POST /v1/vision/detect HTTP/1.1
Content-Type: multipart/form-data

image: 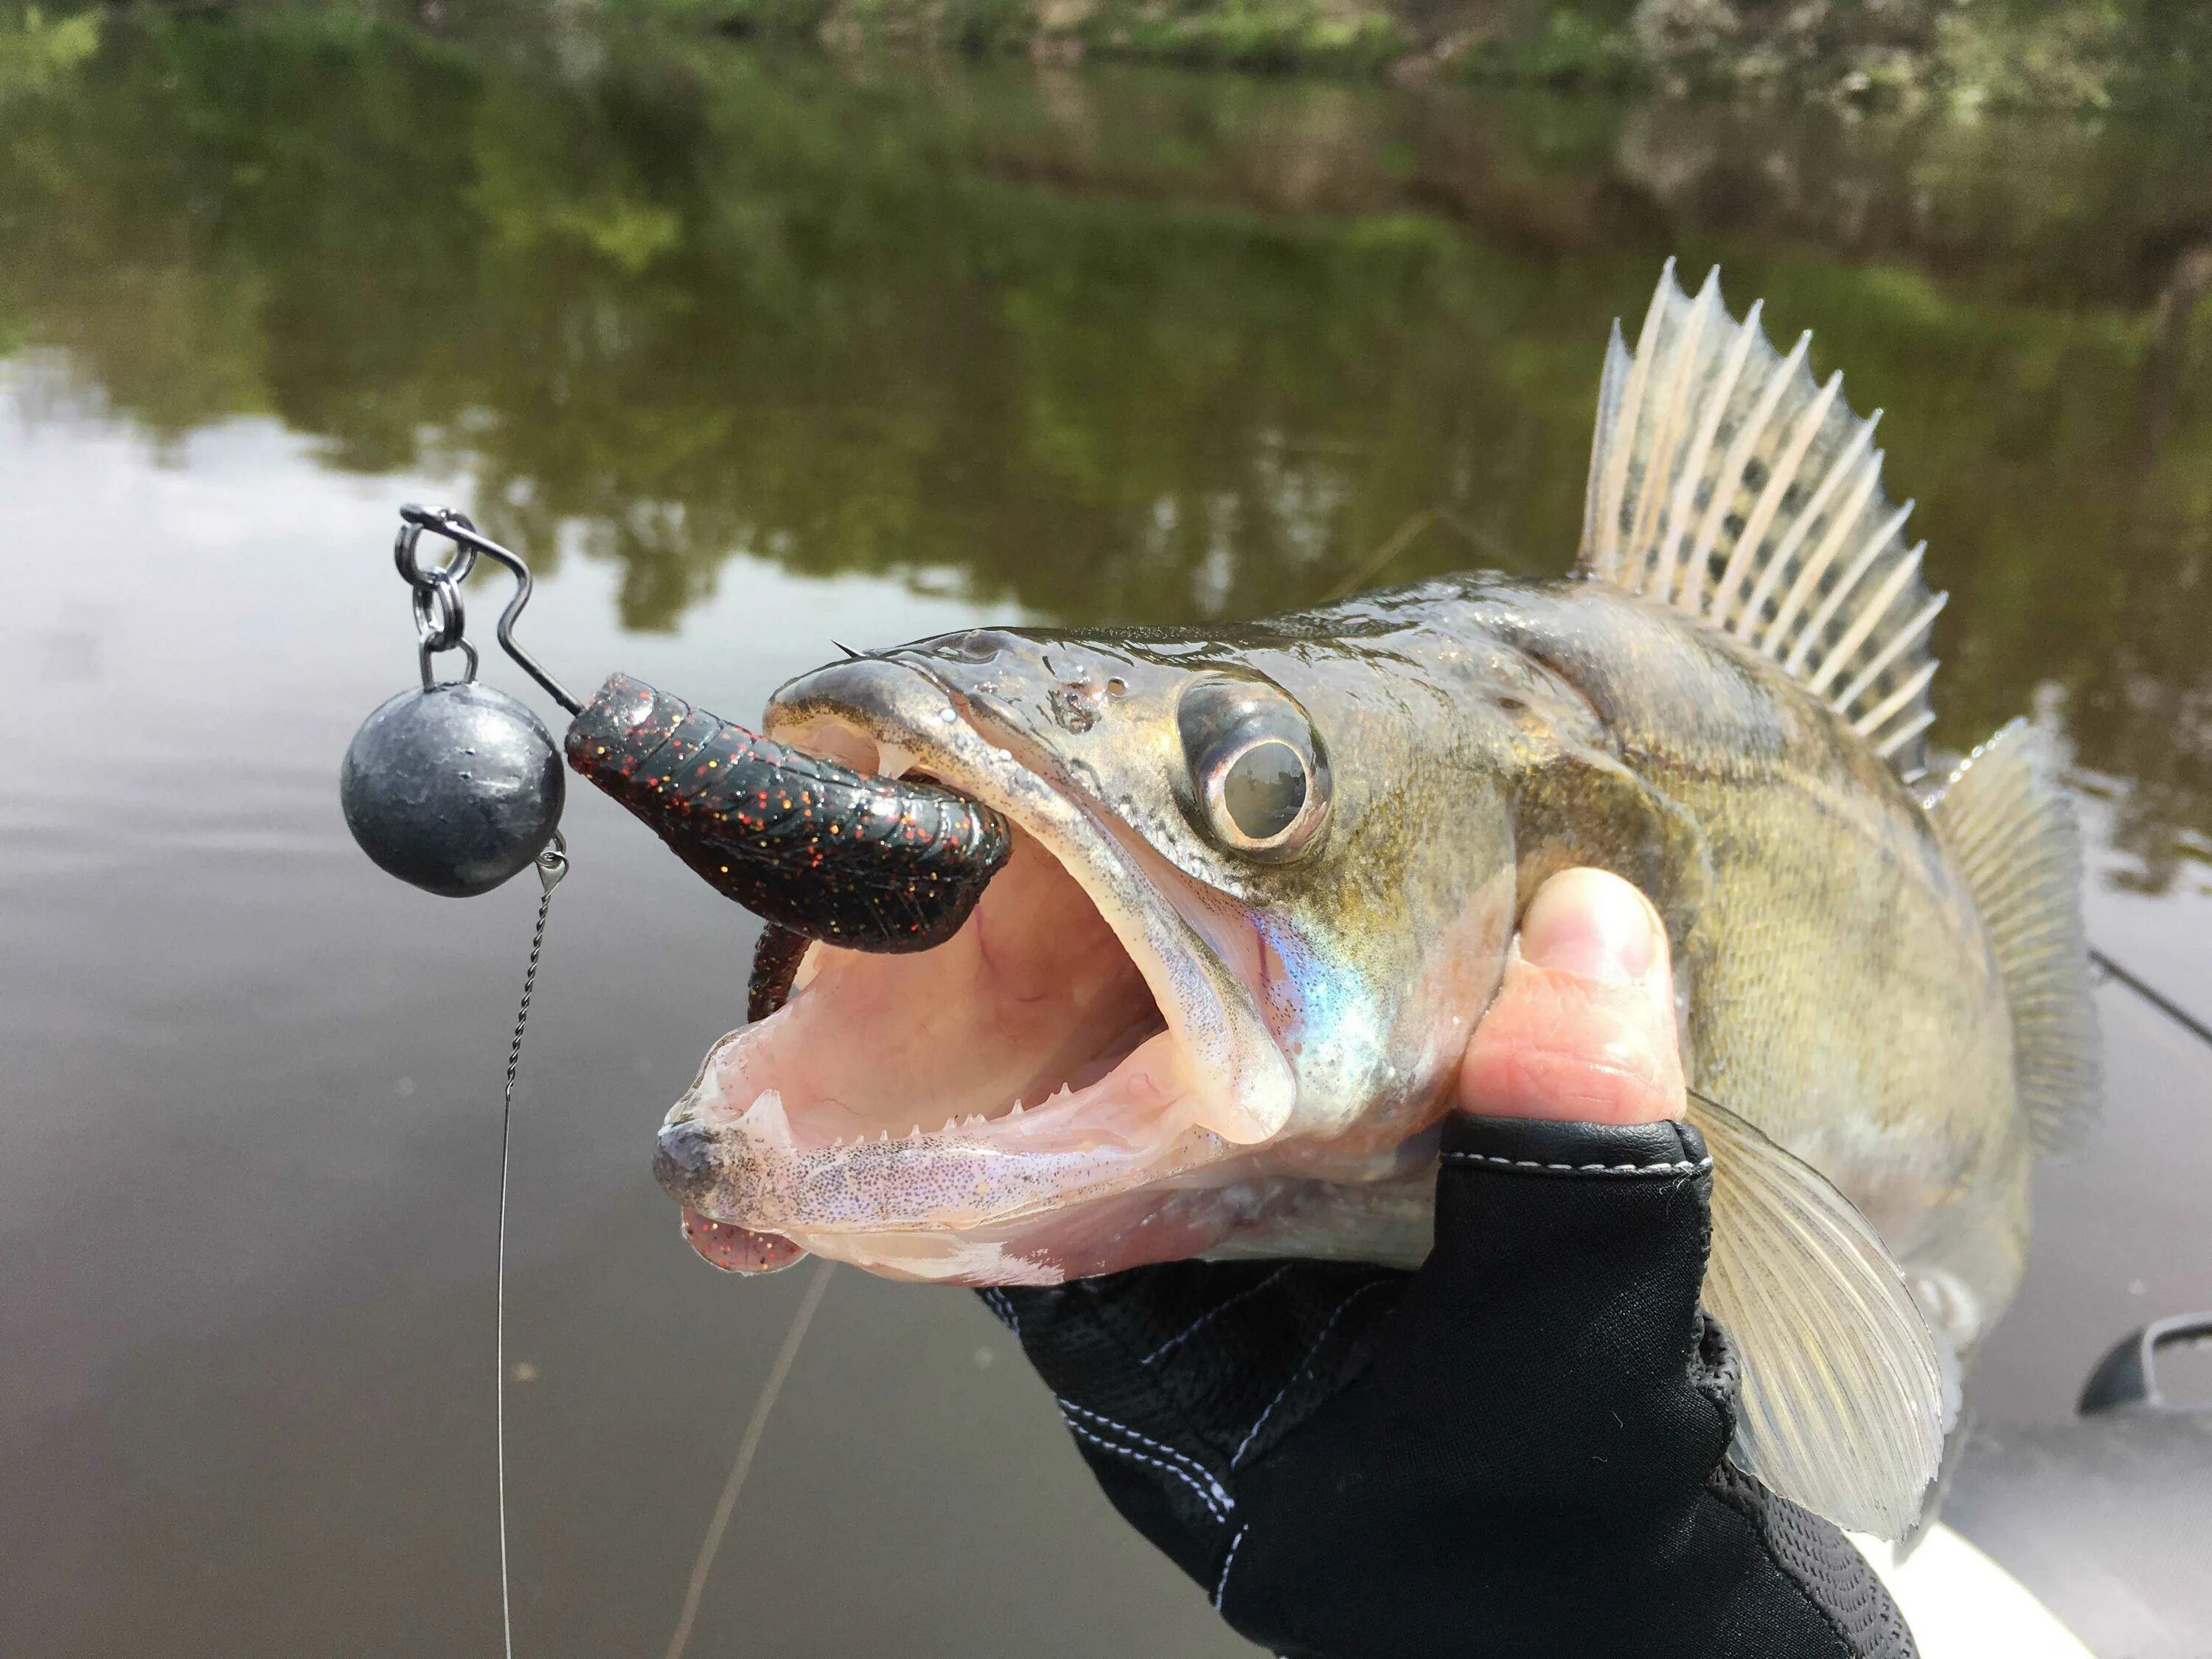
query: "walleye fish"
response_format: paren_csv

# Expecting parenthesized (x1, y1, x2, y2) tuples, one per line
(584, 263, 2100, 1540)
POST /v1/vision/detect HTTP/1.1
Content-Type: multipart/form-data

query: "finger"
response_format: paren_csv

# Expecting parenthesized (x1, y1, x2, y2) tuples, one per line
(1453, 866, 1686, 1125)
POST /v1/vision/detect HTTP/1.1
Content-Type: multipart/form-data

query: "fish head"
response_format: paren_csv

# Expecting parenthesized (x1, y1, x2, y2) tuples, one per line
(656, 617, 1526, 1283)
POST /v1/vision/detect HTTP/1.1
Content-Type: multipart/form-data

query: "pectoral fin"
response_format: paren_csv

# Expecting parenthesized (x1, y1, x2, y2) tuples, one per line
(1686, 1091, 1950, 1540)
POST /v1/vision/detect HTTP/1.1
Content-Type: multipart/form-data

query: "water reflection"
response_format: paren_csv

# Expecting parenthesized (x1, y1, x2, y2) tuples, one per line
(6, 20, 2212, 1656)
(2, 23, 2207, 888)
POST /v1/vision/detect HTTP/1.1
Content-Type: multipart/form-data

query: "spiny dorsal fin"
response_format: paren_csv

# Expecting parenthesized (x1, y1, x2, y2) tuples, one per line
(1686, 1091, 1950, 1541)
(1579, 262, 1946, 779)
(1927, 720, 2101, 1152)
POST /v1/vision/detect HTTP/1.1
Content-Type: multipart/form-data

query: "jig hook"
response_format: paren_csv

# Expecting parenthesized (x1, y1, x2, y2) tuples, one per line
(396, 504, 583, 715)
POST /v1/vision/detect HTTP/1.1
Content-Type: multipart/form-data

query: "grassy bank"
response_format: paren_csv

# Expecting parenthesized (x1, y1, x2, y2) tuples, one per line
(7, 0, 2211, 108)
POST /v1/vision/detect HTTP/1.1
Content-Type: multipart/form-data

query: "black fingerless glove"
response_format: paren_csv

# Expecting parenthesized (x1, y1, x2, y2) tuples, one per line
(981, 1115, 1916, 1659)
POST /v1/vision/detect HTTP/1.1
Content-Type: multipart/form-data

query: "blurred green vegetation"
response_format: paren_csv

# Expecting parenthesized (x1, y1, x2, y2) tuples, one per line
(0, 6, 98, 100)
(1629, 0, 2212, 111)
(6, 1, 2207, 106)
(0, 15, 2206, 882)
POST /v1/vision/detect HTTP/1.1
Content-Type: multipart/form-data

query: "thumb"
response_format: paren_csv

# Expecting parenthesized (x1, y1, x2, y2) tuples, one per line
(1454, 866, 1686, 1125)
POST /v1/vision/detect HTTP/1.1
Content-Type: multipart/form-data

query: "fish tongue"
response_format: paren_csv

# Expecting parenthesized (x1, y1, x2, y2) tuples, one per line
(680, 1211, 808, 1274)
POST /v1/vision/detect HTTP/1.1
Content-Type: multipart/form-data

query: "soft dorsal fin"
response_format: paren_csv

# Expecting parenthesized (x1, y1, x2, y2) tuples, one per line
(1579, 262, 1947, 779)
(1927, 720, 2101, 1151)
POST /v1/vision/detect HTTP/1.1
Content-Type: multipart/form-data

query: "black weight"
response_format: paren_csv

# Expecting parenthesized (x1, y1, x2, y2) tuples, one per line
(341, 683, 563, 897)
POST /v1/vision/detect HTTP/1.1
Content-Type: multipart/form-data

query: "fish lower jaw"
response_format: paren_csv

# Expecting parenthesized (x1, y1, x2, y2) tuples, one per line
(681, 1025, 1196, 1156)
(657, 1028, 1233, 1237)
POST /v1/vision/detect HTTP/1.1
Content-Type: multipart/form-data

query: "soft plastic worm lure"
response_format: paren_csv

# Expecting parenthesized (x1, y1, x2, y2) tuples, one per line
(567, 671, 1011, 953)
(344, 504, 1012, 940)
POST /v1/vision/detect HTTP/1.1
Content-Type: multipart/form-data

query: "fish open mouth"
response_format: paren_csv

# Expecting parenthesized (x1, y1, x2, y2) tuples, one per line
(654, 656, 1296, 1284)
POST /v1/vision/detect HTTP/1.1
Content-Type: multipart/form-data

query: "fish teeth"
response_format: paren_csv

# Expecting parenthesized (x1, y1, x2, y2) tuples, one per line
(734, 1089, 797, 1151)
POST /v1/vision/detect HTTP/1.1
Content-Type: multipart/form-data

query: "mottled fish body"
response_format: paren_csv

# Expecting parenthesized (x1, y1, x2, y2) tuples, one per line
(633, 266, 2098, 1540)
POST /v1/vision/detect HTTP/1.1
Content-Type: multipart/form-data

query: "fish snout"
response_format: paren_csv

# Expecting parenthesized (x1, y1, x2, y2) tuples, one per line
(771, 645, 1085, 775)
(654, 1110, 732, 1212)
(790, 627, 1119, 720)
(656, 1116, 807, 1273)
(768, 651, 972, 740)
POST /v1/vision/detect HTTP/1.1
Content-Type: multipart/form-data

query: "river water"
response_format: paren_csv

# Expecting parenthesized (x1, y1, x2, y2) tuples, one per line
(2, 21, 2209, 1656)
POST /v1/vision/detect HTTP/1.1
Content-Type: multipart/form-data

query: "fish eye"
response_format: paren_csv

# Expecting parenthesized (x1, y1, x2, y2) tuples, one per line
(1222, 740, 1305, 839)
(1177, 678, 1329, 859)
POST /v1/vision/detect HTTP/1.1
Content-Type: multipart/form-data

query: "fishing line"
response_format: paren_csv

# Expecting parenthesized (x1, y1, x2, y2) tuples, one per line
(492, 835, 568, 1659)
(342, 507, 888, 1657)
(2090, 945, 2212, 1051)
(1320, 506, 1519, 604)
(1321, 509, 1436, 604)
(664, 1259, 836, 1659)
(341, 506, 583, 1655)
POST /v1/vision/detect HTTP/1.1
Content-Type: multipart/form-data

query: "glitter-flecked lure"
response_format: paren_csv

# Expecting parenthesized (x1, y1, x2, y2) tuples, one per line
(566, 672, 1012, 954)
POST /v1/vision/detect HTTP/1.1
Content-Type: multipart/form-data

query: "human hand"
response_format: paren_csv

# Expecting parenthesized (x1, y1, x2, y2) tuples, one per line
(981, 868, 1910, 1659)
(1455, 866, 1685, 1125)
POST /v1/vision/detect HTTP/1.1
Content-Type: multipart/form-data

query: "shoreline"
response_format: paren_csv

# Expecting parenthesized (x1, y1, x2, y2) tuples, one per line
(7, 1, 2210, 114)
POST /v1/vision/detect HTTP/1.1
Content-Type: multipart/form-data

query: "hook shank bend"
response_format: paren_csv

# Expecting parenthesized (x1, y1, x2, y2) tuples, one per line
(397, 504, 584, 715)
